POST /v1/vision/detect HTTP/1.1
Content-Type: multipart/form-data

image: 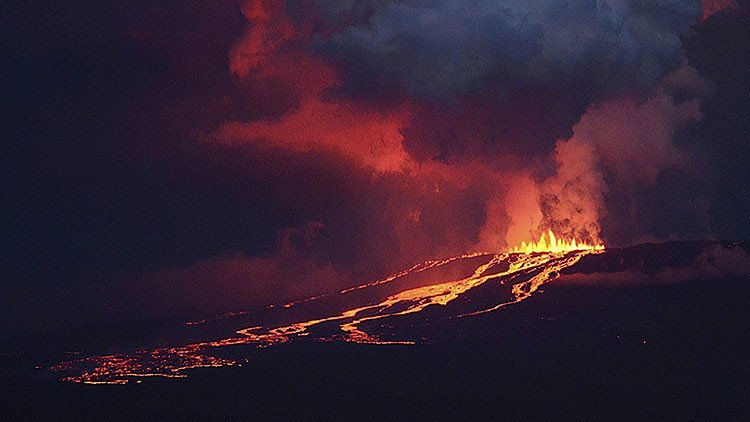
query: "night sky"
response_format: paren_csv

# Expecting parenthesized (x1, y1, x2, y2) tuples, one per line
(1, 0, 748, 338)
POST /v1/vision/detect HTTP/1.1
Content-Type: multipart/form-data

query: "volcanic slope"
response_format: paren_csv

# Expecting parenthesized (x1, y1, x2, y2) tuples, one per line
(48, 241, 748, 386)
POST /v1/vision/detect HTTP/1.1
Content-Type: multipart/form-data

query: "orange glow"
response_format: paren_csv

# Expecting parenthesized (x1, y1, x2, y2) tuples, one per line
(51, 248, 607, 384)
(220, 0, 413, 173)
(510, 230, 604, 254)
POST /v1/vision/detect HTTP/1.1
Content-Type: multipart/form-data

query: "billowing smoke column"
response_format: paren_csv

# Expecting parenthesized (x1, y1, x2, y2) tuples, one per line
(217, 0, 706, 250)
(3, 0, 744, 337)
(99, 0, 724, 325)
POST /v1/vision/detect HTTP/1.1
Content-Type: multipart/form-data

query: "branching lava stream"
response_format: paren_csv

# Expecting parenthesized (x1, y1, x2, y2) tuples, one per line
(51, 235, 603, 385)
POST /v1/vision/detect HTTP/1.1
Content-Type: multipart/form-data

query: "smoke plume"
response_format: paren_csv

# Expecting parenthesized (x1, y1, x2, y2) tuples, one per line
(4, 0, 745, 336)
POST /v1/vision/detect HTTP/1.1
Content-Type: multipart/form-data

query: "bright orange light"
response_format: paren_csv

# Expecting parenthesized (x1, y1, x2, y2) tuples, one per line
(53, 241, 608, 383)
(510, 230, 604, 254)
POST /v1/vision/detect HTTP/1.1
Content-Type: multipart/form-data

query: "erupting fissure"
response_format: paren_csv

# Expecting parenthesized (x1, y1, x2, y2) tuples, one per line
(511, 230, 604, 254)
(51, 242, 605, 384)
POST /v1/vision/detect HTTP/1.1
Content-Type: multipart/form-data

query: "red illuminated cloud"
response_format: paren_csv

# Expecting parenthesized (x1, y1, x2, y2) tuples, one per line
(701, 0, 737, 21)
(211, 0, 717, 261)
(216, 100, 412, 173)
(216, 0, 413, 172)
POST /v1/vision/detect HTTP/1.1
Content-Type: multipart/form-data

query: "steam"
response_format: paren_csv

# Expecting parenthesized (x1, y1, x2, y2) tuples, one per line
(220, 1, 718, 262)
(501, 137, 606, 247)
(503, 64, 709, 246)
(539, 138, 607, 244)
(121, 1, 721, 320)
(3, 0, 742, 338)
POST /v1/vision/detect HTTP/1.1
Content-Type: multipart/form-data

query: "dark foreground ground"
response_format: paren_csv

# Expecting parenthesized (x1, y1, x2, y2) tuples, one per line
(1, 242, 749, 420)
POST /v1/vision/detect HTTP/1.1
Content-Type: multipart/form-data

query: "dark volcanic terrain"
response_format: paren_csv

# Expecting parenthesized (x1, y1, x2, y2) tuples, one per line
(1, 241, 749, 420)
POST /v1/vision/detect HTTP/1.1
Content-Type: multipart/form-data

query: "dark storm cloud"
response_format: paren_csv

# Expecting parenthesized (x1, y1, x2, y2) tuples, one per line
(288, 0, 704, 161)
(1, 0, 499, 339)
(317, 0, 700, 101)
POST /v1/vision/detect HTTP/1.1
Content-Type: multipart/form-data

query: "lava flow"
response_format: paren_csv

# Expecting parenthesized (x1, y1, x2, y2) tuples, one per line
(51, 234, 604, 385)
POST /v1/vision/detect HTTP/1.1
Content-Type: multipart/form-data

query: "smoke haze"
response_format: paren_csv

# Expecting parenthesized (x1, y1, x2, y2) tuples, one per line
(1, 0, 748, 337)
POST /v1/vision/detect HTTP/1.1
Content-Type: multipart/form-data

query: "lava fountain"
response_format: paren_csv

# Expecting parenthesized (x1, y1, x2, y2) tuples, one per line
(511, 230, 605, 254)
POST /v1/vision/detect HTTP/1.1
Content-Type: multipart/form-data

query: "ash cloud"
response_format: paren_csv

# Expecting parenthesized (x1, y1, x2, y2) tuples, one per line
(500, 63, 711, 247)
(539, 137, 608, 244)
(221, 0, 715, 251)
(276, 1, 692, 163)
(317, 0, 700, 102)
(2, 0, 748, 338)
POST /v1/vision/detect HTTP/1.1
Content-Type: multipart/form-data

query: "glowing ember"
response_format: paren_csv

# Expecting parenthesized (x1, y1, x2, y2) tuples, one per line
(510, 229, 604, 254)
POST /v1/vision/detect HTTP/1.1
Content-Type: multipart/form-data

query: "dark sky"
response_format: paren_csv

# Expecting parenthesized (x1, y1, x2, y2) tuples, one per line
(1, 0, 748, 338)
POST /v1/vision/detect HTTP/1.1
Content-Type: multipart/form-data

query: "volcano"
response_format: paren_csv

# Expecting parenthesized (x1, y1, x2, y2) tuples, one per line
(2, 240, 749, 419)
(4, 0, 749, 419)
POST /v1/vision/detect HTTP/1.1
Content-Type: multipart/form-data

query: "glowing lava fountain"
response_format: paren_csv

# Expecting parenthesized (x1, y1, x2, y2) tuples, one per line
(52, 237, 605, 384)
(511, 230, 604, 254)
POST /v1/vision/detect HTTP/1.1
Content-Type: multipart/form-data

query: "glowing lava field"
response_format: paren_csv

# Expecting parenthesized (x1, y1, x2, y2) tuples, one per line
(50, 232, 604, 385)
(3, 241, 747, 419)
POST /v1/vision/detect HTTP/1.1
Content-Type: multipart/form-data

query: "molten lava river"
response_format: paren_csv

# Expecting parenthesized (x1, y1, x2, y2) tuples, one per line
(51, 232, 603, 384)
